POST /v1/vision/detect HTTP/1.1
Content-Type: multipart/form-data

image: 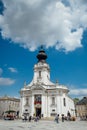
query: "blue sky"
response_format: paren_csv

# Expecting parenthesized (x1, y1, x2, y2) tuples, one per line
(0, 0, 87, 99)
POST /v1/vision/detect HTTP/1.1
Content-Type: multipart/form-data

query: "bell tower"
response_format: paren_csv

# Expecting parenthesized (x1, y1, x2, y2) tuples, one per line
(33, 46, 50, 84)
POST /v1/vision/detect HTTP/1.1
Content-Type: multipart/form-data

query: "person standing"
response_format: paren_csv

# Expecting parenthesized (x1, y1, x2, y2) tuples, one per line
(67, 111, 71, 121)
(29, 116, 32, 122)
(61, 114, 64, 122)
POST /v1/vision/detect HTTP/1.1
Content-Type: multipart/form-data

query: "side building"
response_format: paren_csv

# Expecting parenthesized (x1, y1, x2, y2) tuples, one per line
(20, 47, 75, 118)
(76, 97, 87, 117)
(0, 95, 20, 117)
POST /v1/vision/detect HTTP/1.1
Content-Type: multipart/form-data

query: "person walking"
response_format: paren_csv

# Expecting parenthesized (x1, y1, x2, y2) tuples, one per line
(55, 114, 59, 123)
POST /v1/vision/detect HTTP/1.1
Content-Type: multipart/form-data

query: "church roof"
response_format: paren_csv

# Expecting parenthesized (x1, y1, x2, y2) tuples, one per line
(21, 80, 69, 93)
(76, 97, 87, 105)
(0, 95, 20, 101)
(56, 84, 69, 90)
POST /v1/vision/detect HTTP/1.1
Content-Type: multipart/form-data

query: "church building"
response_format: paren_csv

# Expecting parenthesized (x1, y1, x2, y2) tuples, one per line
(20, 47, 75, 118)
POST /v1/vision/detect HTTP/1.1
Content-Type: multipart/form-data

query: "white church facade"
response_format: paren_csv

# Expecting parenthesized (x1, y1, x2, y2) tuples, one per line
(20, 47, 75, 118)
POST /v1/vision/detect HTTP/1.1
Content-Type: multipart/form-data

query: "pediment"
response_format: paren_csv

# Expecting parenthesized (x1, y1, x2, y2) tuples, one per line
(30, 83, 46, 91)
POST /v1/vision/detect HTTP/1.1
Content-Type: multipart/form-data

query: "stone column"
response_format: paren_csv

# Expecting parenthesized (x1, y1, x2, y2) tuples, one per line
(31, 95, 34, 116)
(42, 95, 46, 117)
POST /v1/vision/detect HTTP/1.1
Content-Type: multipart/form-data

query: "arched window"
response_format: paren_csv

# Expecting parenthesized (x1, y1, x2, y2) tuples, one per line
(63, 98, 66, 106)
(52, 97, 55, 105)
(39, 71, 41, 78)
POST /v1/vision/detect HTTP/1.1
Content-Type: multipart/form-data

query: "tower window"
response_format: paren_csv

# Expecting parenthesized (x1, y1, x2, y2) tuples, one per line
(39, 71, 41, 78)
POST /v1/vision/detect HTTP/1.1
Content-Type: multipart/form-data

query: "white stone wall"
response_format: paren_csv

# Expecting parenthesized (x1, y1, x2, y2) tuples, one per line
(57, 95, 62, 115)
(67, 97, 75, 116)
(33, 63, 50, 84)
(20, 90, 75, 118)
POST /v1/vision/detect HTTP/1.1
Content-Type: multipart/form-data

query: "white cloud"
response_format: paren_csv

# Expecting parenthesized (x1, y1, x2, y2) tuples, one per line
(0, 77, 15, 86)
(0, 68, 3, 76)
(69, 88, 87, 96)
(0, 0, 87, 52)
(0, 67, 16, 86)
(8, 67, 18, 73)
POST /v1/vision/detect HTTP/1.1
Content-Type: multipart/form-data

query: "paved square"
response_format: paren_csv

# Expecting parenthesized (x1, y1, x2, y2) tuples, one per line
(0, 119, 87, 130)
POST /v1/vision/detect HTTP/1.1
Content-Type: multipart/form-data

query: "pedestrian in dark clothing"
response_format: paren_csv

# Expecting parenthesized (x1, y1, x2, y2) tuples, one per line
(61, 114, 64, 122)
(29, 116, 32, 122)
(67, 111, 71, 121)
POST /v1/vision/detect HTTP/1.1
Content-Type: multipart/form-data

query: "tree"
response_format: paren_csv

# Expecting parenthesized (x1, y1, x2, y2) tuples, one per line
(73, 98, 79, 105)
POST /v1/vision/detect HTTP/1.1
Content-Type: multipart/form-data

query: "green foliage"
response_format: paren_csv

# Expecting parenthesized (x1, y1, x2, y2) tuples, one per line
(73, 98, 79, 104)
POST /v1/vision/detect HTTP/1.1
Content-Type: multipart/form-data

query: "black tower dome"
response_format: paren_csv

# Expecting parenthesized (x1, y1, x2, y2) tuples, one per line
(37, 46, 47, 62)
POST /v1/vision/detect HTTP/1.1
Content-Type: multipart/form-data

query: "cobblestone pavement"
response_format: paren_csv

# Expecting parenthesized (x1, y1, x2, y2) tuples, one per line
(0, 119, 87, 130)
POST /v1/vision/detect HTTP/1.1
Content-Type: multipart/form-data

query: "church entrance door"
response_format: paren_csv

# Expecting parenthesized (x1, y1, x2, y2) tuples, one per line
(36, 108, 41, 117)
